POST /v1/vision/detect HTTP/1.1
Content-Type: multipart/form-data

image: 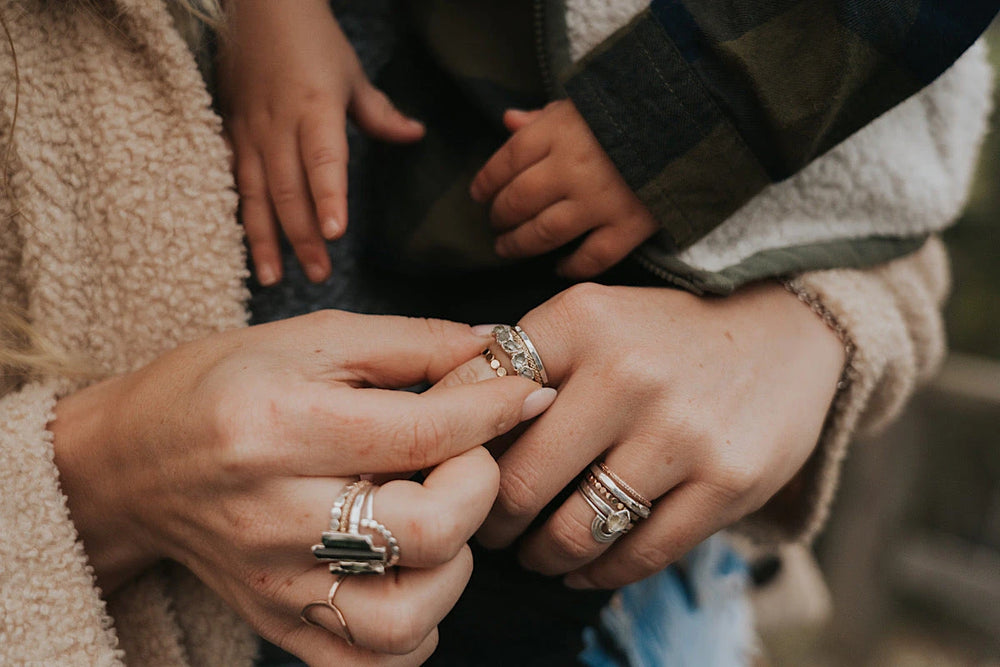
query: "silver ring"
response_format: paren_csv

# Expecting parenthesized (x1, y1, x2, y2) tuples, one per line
(514, 325, 548, 385)
(312, 481, 400, 574)
(589, 464, 651, 520)
(578, 480, 632, 543)
(489, 325, 547, 385)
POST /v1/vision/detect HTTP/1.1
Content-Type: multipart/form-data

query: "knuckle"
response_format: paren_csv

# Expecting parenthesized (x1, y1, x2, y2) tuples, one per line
(269, 182, 302, 207)
(422, 514, 465, 560)
(304, 146, 344, 171)
(574, 241, 617, 274)
(304, 309, 345, 331)
(377, 602, 429, 655)
(496, 187, 531, 222)
(705, 459, 762, 505)
(395, 410, 447, 469)
(495, 466, 542, 520)
(447, 361, 485, 388)
(625, 542, 673, 575)
(530, 212, 564, 246)
(420, 317, 455, 342)
(506, 135, 528, 169)
(555, 282, 613, 326)
(235, 166, 266, 197)
(547, 514, 597, 562)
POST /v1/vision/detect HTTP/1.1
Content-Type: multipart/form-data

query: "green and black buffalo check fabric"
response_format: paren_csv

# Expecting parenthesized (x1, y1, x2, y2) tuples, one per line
(564, 0, 1000, 250)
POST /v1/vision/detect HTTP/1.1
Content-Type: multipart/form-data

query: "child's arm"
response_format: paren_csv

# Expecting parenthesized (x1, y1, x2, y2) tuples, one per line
(218, 0, 424, 285)
(470, 101, 657, 279)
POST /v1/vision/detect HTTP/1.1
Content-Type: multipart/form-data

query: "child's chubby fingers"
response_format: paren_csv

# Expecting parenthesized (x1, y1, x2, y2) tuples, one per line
(488, 160, 566, 230)
(299, 111, 349, 241)
(263, 139, 331, 283)
(351, 80, 426, 144)
(234, 145, 283, 286)
(470, 124, 550, 204)
(495, 201, 591, 259)
(556, 224, 644, 279)
(503, 108, 544, 133)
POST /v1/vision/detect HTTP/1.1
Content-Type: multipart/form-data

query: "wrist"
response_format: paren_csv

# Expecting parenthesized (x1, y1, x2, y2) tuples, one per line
(50, 375, 159, 595)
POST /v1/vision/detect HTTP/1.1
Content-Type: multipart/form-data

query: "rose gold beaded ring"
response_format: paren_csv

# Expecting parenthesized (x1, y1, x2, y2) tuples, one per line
(577, 462, 653, 543)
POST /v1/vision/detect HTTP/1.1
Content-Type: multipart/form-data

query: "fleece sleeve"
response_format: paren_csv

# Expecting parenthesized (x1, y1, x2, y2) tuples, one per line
(737, 237, 950, 544)
(0, 381, 124, 665)
(563, 0, 999, 251)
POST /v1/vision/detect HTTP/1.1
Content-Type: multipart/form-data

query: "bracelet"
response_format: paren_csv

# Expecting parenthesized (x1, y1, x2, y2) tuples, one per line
(780, 278, 857, 392)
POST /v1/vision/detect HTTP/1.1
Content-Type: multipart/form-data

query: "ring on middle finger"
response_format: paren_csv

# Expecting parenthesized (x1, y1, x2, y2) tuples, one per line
(312, 480, 401, 574)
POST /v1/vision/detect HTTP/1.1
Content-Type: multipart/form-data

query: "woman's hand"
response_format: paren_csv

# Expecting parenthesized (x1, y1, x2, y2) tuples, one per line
(51, 312, 551, 664)
(217, 0, 424, 285)
(439, 282, 844, 589)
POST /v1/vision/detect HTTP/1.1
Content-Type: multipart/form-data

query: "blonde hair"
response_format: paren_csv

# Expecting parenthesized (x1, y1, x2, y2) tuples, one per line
(1, 0, 227, 385)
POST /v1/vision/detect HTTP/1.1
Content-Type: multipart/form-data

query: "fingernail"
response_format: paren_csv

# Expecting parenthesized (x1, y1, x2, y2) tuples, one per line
(564, 573, 594, 590)
(305, 264, 328, 283)
(471, 324, 502, 336)
(494, 239, 511, 258)
(469, 181, 483, 202)
(520, 387, 556, 421)
(257, 265, 278, 286)
(321, 218, 341, 239)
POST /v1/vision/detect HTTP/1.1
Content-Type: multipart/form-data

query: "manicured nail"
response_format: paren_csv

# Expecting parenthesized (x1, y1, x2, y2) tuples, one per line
(257, 265, 278, 286)
(321, 218, 341, 239)
(521, 387, 557, 421)
(472, 324, 502, 336)
(563, 573, 594, 590)
(305, 263, 328, 283)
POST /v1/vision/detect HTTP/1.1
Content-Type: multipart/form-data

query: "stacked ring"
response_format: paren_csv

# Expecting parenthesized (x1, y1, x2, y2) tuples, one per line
(482, 324, 548, 386)
(577, 463, 652, 543)
(312, 480, 400, 575)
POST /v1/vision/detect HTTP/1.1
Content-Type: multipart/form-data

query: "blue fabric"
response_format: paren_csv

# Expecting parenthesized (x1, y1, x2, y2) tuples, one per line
(580, 534, 755, 667)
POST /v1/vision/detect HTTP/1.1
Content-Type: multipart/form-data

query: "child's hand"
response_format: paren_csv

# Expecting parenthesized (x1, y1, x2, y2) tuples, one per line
(470, 101, 657, 279)
(218, 0, 424, 285)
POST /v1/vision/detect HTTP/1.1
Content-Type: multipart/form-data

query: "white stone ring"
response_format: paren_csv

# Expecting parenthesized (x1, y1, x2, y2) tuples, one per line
(577, 463, 653, 543)
(485, 325, 548, 386)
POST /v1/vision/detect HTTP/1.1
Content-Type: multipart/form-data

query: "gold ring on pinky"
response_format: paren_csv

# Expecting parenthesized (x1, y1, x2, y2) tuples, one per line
(482, 324, 548, 385)
(300, 574, 355, 645)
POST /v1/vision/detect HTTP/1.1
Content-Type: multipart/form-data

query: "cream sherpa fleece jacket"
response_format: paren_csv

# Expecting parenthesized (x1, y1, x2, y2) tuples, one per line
(0, 1, 976, 664)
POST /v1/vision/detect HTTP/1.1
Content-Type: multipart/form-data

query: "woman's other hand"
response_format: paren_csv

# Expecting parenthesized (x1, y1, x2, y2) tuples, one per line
(438, 282, 844, 589)
(51, 312, 550, 664)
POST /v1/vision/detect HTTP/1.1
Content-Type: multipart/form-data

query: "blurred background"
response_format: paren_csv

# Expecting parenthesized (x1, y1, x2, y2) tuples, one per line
(759, 23, 1000, 667)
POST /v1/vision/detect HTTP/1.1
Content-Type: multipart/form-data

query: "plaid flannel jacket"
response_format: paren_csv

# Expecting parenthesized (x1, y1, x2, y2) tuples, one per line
(563, 0, 1000, 251)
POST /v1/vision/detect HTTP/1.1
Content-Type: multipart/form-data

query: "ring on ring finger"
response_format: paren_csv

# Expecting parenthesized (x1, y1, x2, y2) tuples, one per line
(577, 462, 652, 543)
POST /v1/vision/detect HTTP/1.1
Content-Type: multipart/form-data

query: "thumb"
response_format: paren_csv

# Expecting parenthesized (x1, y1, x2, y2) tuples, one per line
(503, 108, 544, 133)
(350, 81, 425, 143)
